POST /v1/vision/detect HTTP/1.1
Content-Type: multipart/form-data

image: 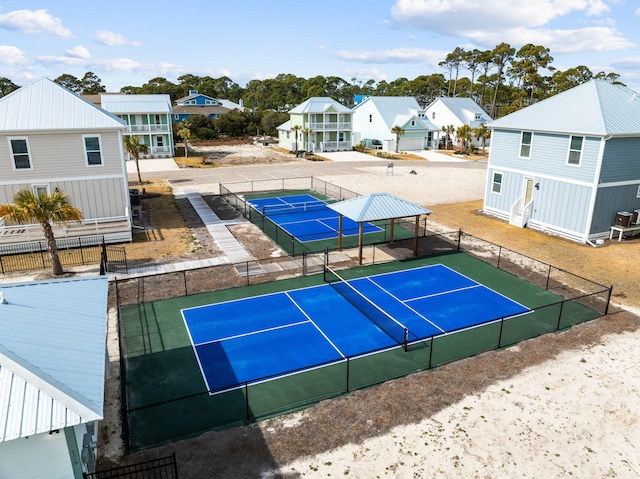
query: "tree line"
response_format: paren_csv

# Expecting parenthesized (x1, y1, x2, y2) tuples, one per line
(0, 41, 624, 139)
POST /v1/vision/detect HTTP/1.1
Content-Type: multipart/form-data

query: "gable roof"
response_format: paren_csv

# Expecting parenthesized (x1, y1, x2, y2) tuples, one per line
(355, 96, 439, 131)
(100, 93, 172, 114)
(0, 276, 108, 441)
(429, 97, 491, 124)
(0, 77, 125, 131)
(328, 193, 431, 222)
(488, 79, 640, 136)
(289, 97, 352, 114)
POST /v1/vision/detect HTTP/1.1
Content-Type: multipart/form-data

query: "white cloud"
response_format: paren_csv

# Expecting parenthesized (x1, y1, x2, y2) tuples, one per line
(94, 30, 141, 47)
(636, 7, 640, 16)
(0, 45, 27, 66)
(0, 9, 73, 38)
(336, 47, 447, 66)
(469, 26, 633, 53)
(343, 67, 388, 82)
(611, 57, 640, 70)
(66, 45, 91, 59)
(392, 0, 599, 31)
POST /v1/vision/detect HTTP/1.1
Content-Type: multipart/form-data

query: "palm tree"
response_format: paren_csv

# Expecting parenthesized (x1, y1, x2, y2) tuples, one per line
(291, 125, 302, 153)
(472, 123, 491, 154)
(124, 136, 149, 184)
(441, 125, 455, 150)
(0, 188, 82, 275)
(391, 125, 405, 153)
(177, 125, 191, 158)
(456, 124, 472, 155)
(301, 127, 312, 152)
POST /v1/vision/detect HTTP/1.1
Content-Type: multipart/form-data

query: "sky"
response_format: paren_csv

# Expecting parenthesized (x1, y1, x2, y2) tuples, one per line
(1, 0, 640, 92)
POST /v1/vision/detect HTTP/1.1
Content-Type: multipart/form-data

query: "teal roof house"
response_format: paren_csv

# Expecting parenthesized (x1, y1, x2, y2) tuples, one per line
(277, 97, 353, 153)
(483, 79, 640, 243)
(351, 96, 440, 151)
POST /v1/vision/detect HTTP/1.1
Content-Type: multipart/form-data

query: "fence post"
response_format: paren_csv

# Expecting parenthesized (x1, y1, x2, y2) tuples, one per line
(246, 261, 250, 286)
(605, 285, 613, 315)
(498, 317, 505, 348)
(302, 251, 307, 276)
(428, 336, 434, 369)
(497, 246, 501, 269)
(291, 235, 295, 257)
(372, 245, 375, 265)
(183, 270, 188, 296)
(245, 383, 250, 421)
(556, 301, 565, 330)
(545, 265, 552, 290)
(457, 229, 462, 251)
(79, 236, 85, 265)
(346, 357, 350, 392)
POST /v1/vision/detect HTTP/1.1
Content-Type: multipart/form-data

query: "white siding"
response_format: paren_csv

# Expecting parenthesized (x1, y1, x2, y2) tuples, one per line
(0, 431, 74, 479)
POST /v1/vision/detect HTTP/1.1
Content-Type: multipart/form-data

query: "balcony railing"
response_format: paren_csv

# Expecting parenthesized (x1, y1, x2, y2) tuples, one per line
(126, 124, 171, 133)
(0, 216, 132, 246)
(309, 122, 352, 130)
(319, 140, 352, 152)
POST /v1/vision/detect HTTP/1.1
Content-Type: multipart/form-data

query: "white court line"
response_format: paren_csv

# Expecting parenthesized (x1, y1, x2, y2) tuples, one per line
(194, 320, 310, 347)
(364, 277, 446, 334)
(406, 283, 482, 302)
(285, 291, 345, 358)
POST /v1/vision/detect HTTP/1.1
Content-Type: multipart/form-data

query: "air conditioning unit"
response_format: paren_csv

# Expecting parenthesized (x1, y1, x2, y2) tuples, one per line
(615, 211, 632, 227)
(632, 209, 640, 225)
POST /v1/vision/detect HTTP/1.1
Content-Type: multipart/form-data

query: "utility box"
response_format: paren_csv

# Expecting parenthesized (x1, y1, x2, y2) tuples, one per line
(615, 211, 632, 227)
(129, 189, 141, 207)
(632, 209, 640, 225)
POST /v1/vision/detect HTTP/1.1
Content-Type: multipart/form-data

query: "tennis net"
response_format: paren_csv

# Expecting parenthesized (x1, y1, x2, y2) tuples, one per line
(324, 265, 409, 350)
(258, 200, 328, 216)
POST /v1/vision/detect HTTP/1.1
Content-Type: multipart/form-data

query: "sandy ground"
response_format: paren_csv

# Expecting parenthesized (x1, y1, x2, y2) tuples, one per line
(281, 330, 640, 478)
(114, 144, 639, 478)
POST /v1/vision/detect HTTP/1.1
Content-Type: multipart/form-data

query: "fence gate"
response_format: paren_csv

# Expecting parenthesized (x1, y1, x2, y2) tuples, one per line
(102, 244, 128, 274)
(84, 454, 178, 479)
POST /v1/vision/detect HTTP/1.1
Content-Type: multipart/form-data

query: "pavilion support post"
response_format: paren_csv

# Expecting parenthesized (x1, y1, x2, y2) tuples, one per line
(338, 214, 343, 251)
(358, 222, 364, 265)
(390, 218, 395, 243)
(413, 215, 420, 257)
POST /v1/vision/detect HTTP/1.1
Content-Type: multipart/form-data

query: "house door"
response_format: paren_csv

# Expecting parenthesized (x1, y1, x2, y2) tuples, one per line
(520, 176, 535, 213)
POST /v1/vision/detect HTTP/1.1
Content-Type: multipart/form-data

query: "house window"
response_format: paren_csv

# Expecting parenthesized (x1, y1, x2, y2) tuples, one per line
(33, 184, 49, 197)
(492, 172, 503, 194)
(432, 112, 436, 119)
(519, 132, 532, 158)
(286, 131, 290, 139)
(83, 135, 103, 166)
(338, 132, 345, 142)
(369, 114, 372, 123)
(157, 136, 164, 147)
(567, 135, 583, 165)
(9, 137, 32, 169)
(411, 120, 416, 126)
(173, 114, 179, 120)
(475, 113, 482, 121)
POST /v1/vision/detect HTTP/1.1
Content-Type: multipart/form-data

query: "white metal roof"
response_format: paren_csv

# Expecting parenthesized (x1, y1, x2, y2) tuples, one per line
(0, 276, 108, 442)
(328, 193, 431, 222)
(100, 93, 172, 114)
(429, 97, 492, 124)
(289, 97, 353, 114)
(488, 79, 640, 136)
(355, 96, 440, 131)
(0, 77, 125, 131)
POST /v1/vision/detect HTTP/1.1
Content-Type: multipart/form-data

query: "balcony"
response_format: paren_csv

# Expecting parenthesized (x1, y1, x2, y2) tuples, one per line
(126, 124, 171, 134)
(319, 140, 352, 152)
(308, 122, 352, 130)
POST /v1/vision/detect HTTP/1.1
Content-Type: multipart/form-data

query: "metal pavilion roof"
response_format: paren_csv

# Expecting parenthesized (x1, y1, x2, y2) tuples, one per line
(488, 79, 640, 136)
(0, 77, 125, 131)
(327, 193, 431, 222)
(0, 276, 108, 442)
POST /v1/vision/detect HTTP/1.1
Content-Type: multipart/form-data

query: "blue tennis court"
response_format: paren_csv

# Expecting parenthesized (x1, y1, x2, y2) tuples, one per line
(182, 264, 530, 393)
(247, 194, 382, 242)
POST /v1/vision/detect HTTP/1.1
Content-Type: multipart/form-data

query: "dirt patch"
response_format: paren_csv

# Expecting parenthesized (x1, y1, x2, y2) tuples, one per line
(227, 222, 287, 259)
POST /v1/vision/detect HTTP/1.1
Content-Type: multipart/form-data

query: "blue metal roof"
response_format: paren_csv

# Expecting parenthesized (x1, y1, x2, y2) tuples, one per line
(488, 79, 640, 136)
(0, 276, 108, 441)
(328, 193, 431, 222)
